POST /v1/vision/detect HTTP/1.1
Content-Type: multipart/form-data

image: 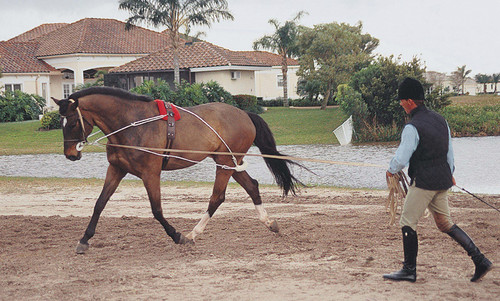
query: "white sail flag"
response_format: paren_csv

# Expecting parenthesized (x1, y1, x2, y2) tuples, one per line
(333, 115, 353, 146)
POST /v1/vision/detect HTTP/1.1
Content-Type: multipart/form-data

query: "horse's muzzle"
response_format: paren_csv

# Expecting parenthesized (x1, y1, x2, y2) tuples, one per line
(67, 153, 82, 161)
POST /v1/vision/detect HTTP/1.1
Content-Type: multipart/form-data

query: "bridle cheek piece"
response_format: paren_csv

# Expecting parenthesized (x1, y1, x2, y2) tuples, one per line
(63, 99, 88, 151)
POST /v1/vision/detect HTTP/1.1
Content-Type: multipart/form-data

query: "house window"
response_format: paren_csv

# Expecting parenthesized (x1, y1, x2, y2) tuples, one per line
(231, 71, 241, 80)
(42, 83, 48, 100)
(63, 84, 74, 98)
(277, 74, 284, 87)
(4, 84, 22, 92)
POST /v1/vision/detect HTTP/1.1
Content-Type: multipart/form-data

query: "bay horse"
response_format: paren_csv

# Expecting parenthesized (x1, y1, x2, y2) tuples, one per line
(52, 86, 302, 254)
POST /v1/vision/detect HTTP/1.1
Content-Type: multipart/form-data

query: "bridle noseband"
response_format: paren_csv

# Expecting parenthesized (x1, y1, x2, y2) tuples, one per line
(61, 98, 88, 151)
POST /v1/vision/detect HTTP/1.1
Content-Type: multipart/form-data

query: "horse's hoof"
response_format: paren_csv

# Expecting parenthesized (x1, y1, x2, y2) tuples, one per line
(268, 220, 280, 233)
(178, 233, 195, 245)
(76, 242, 89, 254)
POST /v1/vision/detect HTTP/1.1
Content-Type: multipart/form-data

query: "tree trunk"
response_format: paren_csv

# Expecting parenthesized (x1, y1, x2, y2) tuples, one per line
(321, 83, 331, 110)
(170, 30, 181, 88)
(173, 50, 180, 86)
(281, 55, 289, 107)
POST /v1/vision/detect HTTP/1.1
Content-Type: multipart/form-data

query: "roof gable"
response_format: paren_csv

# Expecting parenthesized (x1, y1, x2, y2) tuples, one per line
(110, 41, 294, 73)
(237, 51, 299, 66)
(32, 18, 175, 57)
(7, 23, 69, 42)
(0, 42, 56, 73)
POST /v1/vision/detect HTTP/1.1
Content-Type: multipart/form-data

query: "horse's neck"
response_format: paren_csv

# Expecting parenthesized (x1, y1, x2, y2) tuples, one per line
(81, 97, 151, 136)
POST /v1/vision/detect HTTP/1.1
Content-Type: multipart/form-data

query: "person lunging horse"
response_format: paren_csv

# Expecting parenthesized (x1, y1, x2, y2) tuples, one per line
(53, 86, 303, 254)
(383, 77, 492, 282)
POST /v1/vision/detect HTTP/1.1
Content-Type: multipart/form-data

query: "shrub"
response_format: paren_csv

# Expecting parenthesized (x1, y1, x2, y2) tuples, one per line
(173, 81, 208, 107)
(0, 90, 45, 122)
(258, 98, 283, 107)
(131, 80, 237, 108)
(130, 79, 175, 102)
(202, 81, 235, 105)
(440, 105, 500, 136)
(232, 94, 263, 114)
(355, 118, 402, 142)
(257, 97, 336, 107)
(40, 110, 61, 130)
(350, 55, 426, 126)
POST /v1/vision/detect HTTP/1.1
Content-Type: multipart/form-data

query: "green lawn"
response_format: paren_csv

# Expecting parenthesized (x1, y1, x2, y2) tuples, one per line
(260, 106, 347, 145)
(449, 94, 500, 106)
(0, 120, 63, 155)
(0, 106, 348, 155)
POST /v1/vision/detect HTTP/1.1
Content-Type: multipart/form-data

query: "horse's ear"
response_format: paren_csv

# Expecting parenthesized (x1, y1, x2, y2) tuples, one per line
(51, 97, 61, 106)
(68, 98, 79, 110)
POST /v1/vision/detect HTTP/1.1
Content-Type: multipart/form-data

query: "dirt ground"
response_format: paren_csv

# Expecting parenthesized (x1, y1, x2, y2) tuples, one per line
(0, 179, 499, 300)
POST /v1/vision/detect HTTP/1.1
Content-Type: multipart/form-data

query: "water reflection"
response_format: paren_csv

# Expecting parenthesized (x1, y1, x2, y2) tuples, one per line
(0, 136, 498, 194)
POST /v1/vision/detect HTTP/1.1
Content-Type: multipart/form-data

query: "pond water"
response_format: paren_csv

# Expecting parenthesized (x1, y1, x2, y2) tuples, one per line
(0, 136, 498, 194)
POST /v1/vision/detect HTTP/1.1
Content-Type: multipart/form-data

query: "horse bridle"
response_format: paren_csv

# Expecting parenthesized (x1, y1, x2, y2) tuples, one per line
(61, 98, 88, 151)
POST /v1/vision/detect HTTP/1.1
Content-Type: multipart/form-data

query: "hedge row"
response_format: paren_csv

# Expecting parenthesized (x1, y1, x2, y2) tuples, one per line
(0, 90, 45, 122)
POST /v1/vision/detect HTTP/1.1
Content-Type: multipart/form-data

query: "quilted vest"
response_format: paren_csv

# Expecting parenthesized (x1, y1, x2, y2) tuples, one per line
(408, 105, 453, 190)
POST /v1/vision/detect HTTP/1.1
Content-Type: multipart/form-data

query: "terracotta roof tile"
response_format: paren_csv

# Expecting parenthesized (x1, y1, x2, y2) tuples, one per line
(237, 51, 299, 66)
(0, 41, 57, 73)
(7, 23, 69, 42)
(110, 41, 295, 73)
(33, 18, 175, 57)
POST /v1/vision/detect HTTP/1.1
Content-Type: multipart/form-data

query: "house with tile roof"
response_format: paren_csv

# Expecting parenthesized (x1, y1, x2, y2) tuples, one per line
(106, 41, 300, 99)
(1, 18, 175, 106)
(1, 18, 300, 109)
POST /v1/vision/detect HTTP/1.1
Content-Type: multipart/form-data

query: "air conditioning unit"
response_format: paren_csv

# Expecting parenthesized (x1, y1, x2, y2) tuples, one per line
(231, 71, 241, 80)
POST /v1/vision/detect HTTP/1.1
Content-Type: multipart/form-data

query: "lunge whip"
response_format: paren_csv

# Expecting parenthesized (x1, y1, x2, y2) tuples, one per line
(455, 185, 500, 213)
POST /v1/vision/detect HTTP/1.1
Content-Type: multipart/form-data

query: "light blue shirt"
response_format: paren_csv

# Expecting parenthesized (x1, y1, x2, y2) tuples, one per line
(388, 124, 454, 174)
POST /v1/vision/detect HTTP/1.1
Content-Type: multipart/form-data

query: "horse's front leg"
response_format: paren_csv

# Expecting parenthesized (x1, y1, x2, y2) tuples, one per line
(141, 173, 191, 245)
(77, 164, 126, 254)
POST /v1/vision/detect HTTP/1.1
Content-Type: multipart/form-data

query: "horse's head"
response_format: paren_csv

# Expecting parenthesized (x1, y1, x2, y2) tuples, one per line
(52, 97, 93, 161)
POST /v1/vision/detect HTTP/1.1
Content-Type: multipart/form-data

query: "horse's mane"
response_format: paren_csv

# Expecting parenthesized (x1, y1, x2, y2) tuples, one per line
(69, 86, 153, 102)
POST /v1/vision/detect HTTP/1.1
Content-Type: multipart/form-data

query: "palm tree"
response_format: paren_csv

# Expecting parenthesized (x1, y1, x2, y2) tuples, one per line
(119, 0, 234, 86)
(475, 73, 491, 94)
(492, 73, 500, 94)
(452, 65, 472, 95)
(253, 11, 307, 107)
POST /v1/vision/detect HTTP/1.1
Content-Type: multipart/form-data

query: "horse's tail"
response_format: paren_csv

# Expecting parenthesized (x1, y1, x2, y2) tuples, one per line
(246, 112, 304, 196)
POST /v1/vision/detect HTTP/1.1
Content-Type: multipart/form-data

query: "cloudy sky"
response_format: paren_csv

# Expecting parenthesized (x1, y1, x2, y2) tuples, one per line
(1, 0, 498, 75)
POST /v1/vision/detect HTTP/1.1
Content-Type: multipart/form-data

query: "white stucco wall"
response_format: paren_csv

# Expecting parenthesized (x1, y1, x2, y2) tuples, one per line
(193, 65, 299, 99)
(255, 66, 299, 100)
(0, 73, 52, 105)
(195, 69, 258, 96)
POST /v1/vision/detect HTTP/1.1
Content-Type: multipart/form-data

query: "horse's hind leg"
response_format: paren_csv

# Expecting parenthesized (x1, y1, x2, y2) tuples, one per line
(232, 171, 279, 233)
(77, 164, 126, 254)
(186, 167, 232, 242)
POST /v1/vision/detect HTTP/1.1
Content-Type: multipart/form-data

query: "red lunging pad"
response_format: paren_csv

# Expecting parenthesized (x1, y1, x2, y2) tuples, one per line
(154, 99, 181, 121)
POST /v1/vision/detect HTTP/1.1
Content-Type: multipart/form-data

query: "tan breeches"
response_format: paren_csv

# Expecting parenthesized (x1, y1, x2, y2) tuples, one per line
(400, 183, 454, 232)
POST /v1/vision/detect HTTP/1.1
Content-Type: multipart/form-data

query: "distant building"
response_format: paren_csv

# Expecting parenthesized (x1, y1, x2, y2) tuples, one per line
(425, 71, 499, 95)
(1, 18, 299, 110)
(1, 18, 174, 107)
(107, 41, 299, 100)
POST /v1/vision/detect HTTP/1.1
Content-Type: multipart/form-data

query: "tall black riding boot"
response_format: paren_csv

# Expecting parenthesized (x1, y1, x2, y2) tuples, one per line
(447, 224, 493, 282)
(383, 226, 418, 282)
